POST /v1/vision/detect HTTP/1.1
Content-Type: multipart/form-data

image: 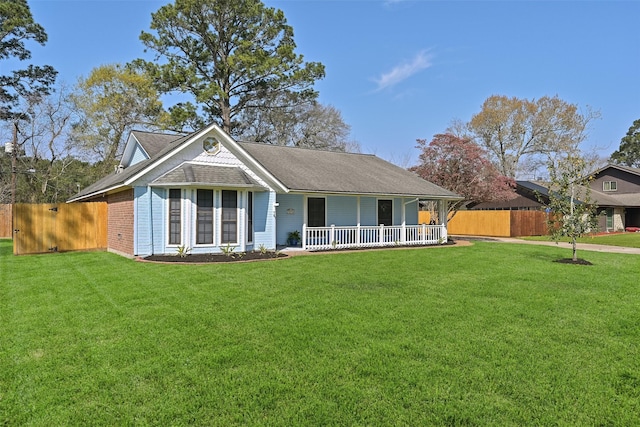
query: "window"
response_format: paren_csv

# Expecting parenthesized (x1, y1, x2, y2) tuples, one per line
(603, 181, 617, 192)
(197, 189, 214, 244)
(247, 192, 253, 243)
(203, 136, 220, 154)
(168, 189, 181, 245)
(307, 197, 326, 227)
(378, 199, 393, 226)
(221, 190, 237, 243)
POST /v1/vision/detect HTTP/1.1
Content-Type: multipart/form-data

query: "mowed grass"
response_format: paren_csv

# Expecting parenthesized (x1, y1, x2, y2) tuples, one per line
(1, 240, 639, 426)
(524, 231, 640, 248)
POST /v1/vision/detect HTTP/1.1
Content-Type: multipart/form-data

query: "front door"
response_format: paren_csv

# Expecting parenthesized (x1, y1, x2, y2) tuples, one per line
(308, 197, 326, 227)
(378, 199, 393, 226)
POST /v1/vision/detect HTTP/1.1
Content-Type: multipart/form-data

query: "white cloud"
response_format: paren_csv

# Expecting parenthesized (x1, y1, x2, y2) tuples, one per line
(373, 50, 433, 91)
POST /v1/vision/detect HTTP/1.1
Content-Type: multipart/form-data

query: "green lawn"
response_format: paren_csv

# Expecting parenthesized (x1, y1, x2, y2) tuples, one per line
(523, 231, 640, 248)
(1, 240, 639, 426)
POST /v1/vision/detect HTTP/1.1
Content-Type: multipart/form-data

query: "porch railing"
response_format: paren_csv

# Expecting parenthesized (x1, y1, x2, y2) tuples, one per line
(302, 224, 447, 251)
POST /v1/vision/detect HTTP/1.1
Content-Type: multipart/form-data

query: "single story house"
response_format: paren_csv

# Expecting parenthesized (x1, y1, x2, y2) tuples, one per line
(68, 123, 462, 257)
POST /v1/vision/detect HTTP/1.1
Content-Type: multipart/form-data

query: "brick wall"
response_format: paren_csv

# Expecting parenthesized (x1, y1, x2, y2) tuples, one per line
(107, 189, 134, 256)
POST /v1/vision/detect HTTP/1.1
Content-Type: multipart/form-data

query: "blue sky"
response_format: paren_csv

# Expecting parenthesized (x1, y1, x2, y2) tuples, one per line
(20, 0, 640, 169)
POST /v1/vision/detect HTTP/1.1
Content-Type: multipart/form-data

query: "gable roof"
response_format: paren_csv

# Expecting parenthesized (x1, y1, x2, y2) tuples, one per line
(590, 163, 640, 178)
(517, 180, 635, 208)
(69, 125, 461, 202)
(131, 130, 184, 159)
(68, 130, 195, 202)
(237, 141, 460, 198)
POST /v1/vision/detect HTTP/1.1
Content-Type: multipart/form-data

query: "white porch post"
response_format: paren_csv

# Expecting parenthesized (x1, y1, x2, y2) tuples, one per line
(438, 199, 448, 243)
(356, 196, 361, 246)
(401, 198, 406, 244)
(302, 223, 307, 250)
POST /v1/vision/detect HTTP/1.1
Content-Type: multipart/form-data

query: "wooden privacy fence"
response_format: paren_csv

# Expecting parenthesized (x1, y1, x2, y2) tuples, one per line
(419, 210, 549, 237)
(0, 204, 11, 238)
(12, 202, 107, 255)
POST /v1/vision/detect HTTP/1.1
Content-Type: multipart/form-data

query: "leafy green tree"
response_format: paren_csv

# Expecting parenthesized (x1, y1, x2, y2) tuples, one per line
(69, 64, 165, 174)
(468, 95, 599, 178)
(137, 0, 325, 134)
(540, 154, 599, 263)
(610, 119, 640, 168)
(0, 0, 57, 121)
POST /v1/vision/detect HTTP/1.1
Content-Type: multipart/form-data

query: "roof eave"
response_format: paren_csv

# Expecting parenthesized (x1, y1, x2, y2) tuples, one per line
(151, 182, 267, 190)
(66, 183, 128, 203)
(286, 189, 463, 200)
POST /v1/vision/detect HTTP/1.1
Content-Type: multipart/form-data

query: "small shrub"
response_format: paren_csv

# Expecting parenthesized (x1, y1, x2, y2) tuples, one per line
(221, 243, 236, 257)
(176, 245, 191, 257)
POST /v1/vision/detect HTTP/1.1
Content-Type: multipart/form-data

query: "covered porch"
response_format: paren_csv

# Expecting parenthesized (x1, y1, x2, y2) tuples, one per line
(276, 193, 451, 251)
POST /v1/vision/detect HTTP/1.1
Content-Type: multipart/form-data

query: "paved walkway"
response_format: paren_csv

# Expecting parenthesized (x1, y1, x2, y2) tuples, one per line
(454, 235, 640, 255)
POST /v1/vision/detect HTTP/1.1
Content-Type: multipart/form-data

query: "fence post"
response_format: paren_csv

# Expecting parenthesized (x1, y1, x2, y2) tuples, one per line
(330, 225, 335, 248)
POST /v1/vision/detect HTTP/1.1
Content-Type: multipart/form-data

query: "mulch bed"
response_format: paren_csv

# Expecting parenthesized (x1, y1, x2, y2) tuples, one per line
(141, 239, 461, 264)
(554, 258, 593, 265)
(142, 251, 288, 263)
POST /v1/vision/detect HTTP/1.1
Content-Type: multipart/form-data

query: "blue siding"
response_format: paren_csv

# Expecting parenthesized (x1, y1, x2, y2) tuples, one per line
(360, 197, 377, 226)
(393, 198, 402, 225)
(327, 196, 357, 226)
(405, 200, 418, 224)
(253, 191, 276, 249)
(135, 186, 423, 256)
(134, 186, 166, 256)
(151, 188, 165, 254)
(133, 187, 147, 256)
(275, 193, 304, 245)
(130, 143, 149, 165)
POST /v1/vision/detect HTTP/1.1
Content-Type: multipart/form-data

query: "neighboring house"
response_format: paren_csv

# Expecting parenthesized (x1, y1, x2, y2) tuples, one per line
(471, 165, 640, 233)
(68, 124, 461, 257)
(588, 164, 640, 232)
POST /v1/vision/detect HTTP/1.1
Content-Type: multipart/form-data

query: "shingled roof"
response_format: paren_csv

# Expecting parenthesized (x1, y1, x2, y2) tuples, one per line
(238, 141, 460, 198)
(152, 163, 264, 189)
(131, 130, 184, 158)
(69, 126, 461, 202)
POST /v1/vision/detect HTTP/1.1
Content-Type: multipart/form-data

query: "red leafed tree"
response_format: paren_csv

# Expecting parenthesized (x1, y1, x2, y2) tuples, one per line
(411, 133, 515, 219)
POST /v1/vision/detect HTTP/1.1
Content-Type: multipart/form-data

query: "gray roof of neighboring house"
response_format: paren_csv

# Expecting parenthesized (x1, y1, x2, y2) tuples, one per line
(238, 141, 461, 198)
(152, 164, 265, 189)
(518, 180, 633, 208)
(595, 192, 640, 207)
(131, 130, 184, 158)
(591, 163, 640, 178)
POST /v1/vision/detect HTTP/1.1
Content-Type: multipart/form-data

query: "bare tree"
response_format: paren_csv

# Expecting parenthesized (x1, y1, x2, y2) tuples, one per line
(237, 97, 359, 152)
(468, 95, 600, 178)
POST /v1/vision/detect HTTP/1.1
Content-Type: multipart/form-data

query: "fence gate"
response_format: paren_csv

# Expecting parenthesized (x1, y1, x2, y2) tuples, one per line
(12, 203, 107, 255)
